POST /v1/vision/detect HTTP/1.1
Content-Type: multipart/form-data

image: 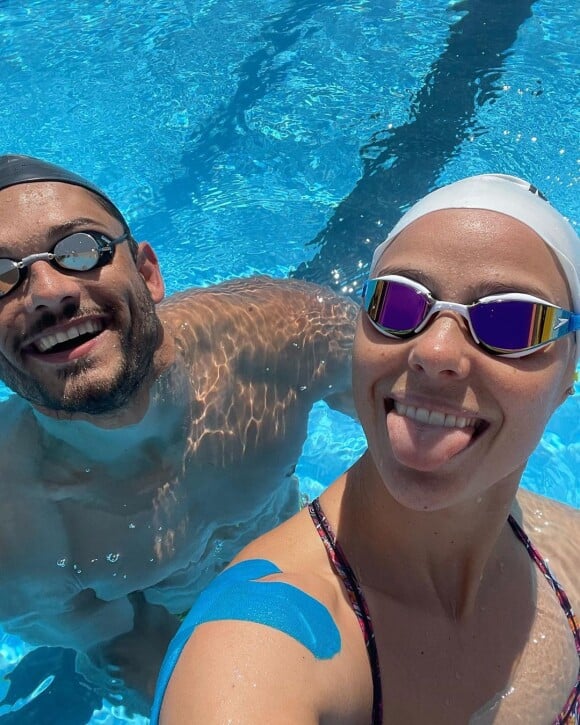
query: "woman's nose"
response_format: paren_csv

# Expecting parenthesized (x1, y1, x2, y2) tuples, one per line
(407, 313, 473, 379)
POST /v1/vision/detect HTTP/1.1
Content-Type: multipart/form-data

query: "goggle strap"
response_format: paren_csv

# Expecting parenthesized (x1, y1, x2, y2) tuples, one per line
(569, 314, 580, 333)
(549, 310, 580, 341)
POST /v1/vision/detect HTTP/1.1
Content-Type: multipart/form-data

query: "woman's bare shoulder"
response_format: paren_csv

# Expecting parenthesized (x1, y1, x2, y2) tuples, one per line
(161, 496, 370, 724)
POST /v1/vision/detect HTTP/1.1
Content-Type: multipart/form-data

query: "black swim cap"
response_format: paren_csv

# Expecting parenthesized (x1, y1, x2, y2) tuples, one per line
(0, 154, 127, 226)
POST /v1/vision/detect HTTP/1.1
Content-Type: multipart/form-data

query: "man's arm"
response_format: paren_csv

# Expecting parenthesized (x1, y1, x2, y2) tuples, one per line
(85, 592, 181, 710)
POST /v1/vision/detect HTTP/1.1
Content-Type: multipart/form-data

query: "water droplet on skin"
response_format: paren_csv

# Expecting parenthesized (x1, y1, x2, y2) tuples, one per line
(128, 523, 136, 529)
(84, 468, 91, 474)
(56, 558, 67, 568)
(106, 553, 120, 563)
(299, 386, 308, 392)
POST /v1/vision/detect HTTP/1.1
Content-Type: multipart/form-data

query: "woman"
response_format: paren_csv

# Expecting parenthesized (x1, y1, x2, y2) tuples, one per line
(152, 175, 580, 724)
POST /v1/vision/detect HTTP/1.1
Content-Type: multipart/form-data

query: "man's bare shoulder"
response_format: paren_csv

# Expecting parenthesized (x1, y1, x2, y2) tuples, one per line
(159, 275, 358, 322)
(157, 276, 358, 407)
(158, 276, 356, 361)
(516, 487, 579, 604)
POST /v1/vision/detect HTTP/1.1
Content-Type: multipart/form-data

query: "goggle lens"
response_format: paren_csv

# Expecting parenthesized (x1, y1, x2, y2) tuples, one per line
(366, 278, 429, 333)
(0, 260, 20, 296)
(469, 299, 537, 351)
(53, 233, 102, 271)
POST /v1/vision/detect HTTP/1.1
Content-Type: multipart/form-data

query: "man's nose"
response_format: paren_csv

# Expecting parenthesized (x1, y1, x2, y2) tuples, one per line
(22, 261, 82, 314)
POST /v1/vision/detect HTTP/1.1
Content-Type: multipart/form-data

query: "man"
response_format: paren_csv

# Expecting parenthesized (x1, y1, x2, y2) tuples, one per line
(0, 155, 357, 710)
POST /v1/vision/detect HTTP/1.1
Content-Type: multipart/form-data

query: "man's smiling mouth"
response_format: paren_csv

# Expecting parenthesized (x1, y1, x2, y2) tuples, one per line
(33, 319, 105, 354)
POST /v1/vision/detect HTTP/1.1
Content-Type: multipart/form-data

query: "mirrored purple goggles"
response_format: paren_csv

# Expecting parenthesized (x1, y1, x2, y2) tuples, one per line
(362, 274, 580, 358)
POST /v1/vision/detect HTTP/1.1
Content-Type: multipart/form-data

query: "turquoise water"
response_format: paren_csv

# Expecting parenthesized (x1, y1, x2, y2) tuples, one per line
(0, 0, 578, 721)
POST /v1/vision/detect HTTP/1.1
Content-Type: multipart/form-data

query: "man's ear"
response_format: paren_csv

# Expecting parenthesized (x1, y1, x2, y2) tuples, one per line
(136, 242, 165, 303)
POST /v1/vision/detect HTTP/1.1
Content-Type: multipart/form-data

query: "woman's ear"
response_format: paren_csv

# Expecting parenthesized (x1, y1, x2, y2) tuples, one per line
(136, 242, 165, 303)
(558, 367, 578, 407)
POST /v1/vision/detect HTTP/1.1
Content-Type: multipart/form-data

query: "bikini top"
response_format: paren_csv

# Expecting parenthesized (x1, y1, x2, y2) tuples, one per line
(308, 497, 580, 725)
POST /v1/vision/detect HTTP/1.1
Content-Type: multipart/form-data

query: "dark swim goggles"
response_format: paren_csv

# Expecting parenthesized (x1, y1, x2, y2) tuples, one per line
(0, 230, 129, 298)
(362, 274, 580, 358)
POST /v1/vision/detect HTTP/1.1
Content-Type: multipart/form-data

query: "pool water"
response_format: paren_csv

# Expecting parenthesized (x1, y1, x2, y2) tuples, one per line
(0, 0, 578, 722)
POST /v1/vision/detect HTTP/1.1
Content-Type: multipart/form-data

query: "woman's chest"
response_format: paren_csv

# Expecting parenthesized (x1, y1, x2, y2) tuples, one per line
(363, 576, 578, 725)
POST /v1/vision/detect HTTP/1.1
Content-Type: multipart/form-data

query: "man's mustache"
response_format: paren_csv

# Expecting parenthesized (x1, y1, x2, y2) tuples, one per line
(25, 304, 111, 340)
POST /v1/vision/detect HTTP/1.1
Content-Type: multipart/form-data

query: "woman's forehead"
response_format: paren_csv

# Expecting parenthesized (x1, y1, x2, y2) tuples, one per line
(376, 208, 572, 302)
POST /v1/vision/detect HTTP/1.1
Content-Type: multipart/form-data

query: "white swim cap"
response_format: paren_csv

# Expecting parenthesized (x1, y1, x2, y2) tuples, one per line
(370, 174, 580, 353)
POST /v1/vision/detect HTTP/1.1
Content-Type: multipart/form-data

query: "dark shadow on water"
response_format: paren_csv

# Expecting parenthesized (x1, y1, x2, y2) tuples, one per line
(292, 0, 539, 290)
(161, 0, 332, 206)
(157, 0, 538, 290)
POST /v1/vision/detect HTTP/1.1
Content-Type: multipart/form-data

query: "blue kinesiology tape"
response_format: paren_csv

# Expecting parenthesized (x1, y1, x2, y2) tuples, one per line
(150, 559, 341, 723)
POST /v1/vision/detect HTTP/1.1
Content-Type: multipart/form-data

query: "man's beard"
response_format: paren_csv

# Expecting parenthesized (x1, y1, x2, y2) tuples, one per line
(0, 282, 162, 415)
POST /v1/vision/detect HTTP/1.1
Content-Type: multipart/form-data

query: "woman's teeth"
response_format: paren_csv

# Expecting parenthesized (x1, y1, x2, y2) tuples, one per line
(35, 320, 103, 353)
(393, 401, 476, 429)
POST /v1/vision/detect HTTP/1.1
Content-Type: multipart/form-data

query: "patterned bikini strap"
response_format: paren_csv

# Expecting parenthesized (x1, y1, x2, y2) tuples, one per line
(308, 498, 383, 724)
(508, 514, 580, 725)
